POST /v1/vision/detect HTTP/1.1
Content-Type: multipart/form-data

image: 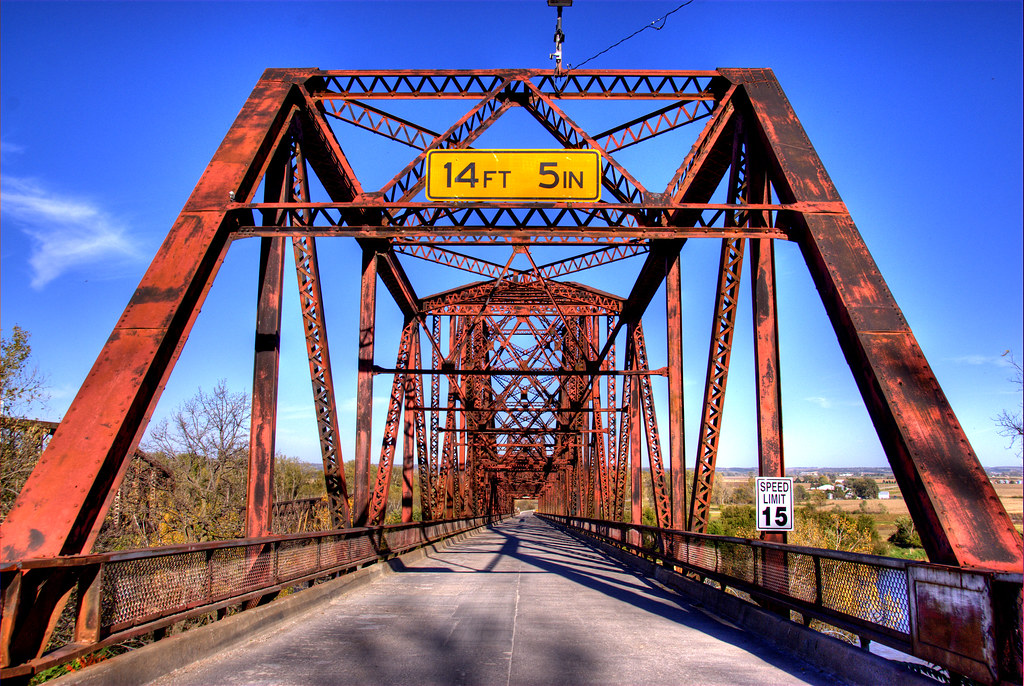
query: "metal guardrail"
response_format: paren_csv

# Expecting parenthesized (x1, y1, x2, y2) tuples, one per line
(540, 514, 1022, 685)
(0, 515, 503, 681)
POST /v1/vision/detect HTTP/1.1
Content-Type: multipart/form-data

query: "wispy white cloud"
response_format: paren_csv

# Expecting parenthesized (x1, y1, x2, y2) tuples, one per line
(949, 354, 1015, 368)
(805, 396, 834, 409)
(0, 140, 26, 161)
(0, 176, 142, 289)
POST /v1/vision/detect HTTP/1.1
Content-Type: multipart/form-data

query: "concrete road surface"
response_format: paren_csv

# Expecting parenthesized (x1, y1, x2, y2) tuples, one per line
(146, 513, 839, 685)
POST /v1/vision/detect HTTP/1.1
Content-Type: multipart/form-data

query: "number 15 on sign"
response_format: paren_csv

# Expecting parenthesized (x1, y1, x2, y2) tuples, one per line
(755, 477, 794, 531)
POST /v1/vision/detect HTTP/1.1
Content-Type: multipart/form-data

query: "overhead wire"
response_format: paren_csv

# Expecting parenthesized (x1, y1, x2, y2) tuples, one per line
(563, 1, 695, 73)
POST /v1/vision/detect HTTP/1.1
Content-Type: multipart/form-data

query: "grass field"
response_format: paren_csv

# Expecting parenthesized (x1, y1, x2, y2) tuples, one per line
(710, 474, 1024, 540)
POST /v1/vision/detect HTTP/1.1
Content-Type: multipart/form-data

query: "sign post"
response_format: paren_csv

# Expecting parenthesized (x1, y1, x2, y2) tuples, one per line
(755, 477, 794, 532)
(426, 149, 601, 202)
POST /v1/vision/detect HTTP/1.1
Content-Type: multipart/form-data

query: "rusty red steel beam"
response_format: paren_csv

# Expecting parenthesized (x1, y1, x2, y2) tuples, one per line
(322, 99, 440, 150)
(687, 242, 746, 532)
(292, 234, 351, 528)
(377, 85, 513, 203)
(427, 315, 441, 519)
(353, 246, 377, 527)
(532, 244, 649, 278)
(631, 323, 671, 530)
(435, 316, 462, 519)
(748, 153, 786, 548)
(394, 244, 515, 279)
(234, 200, 799, 236)
(245, 135, 291, 540)
(312, 69, 718, 100)
(626, 325, 644, 526)
(407, 334, 430, 521)
(604, 317, 619, 519)
(587, 321, 606, 519)
(238, 199, 797, 216)
(374, 366, 665, 377)
(593, 99, 715, 153)
(611, 340, 630, 522)
(394, 243, 650, 280)
(665, 249, 687, 530)
(246, 235, 286, 539)
(665, 85, 737, 205)
(289, 140, 351, 528)
(368, 319, 417, 526)
(421, 278, 623, 319)
(239, 221, 787, 242)
(0, 71, 310, 562)
(521, 81, 648, 207)
(725, 68, 1022, 569)
(392, 235, 659, 247)
(688, 108, 749, 533)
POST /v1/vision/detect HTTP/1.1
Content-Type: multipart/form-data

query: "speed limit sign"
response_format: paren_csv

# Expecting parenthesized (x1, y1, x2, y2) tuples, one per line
(755, 477, 794, 531)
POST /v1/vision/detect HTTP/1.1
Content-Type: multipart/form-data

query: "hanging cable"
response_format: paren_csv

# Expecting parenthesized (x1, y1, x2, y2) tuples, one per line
(566, 1, 695, 73)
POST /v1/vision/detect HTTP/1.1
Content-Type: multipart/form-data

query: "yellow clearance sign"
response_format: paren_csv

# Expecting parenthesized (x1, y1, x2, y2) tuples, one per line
(425, 149, 602, 201)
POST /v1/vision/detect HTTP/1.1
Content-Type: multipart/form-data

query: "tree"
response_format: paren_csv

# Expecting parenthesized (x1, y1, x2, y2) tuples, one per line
(888, 515, 922, 548)
(794, 483, 809, 502)
(275, 455, 326, 502)
(0, 326, 50, 520)
(727, 477, 756, 504)
(708, 504, 756, 538)
(793, 506, 884, 555)
(145, 380, 250, 543)
(995, 352, 1023, 457)
(846, 477, 879, 499)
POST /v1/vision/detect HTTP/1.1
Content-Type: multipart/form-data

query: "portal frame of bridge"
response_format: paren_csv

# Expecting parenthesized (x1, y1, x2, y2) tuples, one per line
(1, 67, 1020, 569)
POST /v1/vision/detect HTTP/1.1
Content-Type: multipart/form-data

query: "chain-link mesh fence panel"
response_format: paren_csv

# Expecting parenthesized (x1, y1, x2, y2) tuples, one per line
(278, 539, 318, 580)
(102, 551, 208, 627)
(819, 558, 909, 634)
(718, 540, 755, 584)
(786, 552, 818, 604)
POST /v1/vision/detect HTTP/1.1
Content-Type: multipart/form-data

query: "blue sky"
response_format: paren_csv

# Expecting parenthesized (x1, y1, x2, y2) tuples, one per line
(1, 0, 1021, 470)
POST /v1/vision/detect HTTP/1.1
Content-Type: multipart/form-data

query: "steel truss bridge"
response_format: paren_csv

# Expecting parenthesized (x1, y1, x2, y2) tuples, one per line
(1, 68, 1021, 684)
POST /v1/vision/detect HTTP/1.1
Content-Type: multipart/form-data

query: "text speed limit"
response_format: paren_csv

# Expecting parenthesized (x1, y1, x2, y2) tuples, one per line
(755, 477, 794, 532)
(425, 149, 602, 201)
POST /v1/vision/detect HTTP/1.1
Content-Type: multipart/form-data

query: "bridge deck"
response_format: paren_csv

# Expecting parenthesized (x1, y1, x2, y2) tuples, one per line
(147, 514, 836, 685)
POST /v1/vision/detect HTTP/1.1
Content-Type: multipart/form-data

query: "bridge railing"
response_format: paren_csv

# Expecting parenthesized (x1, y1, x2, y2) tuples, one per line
(539, 514, 1022, 685)
(0, 515, 503, 681)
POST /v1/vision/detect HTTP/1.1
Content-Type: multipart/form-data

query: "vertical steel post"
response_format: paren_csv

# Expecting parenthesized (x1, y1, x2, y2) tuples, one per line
(402, 337, 417, 523)
(666, 250, 686, 530)
(628, 325, 643, 526)
(247, 136, 289, 539)
(751, 245, 785, 508)
(246, 237, 285, 537)
(354, 247, 378, 526)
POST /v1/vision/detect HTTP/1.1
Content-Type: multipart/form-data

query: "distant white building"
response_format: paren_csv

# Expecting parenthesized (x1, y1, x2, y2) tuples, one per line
(878, 491, 890, 500)
(815, 484, 835, 491)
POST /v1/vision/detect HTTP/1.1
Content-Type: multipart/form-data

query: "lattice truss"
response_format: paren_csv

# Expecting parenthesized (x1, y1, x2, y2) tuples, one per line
(2, 69, 1019, 576)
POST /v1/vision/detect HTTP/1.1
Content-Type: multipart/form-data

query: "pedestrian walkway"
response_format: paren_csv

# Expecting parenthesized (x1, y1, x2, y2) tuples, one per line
(147, 513, 838, 685)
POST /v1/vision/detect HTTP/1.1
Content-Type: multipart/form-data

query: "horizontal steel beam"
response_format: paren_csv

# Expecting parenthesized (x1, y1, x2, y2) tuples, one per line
(311, 69, 719, 100)
(372, 366, 666, 377)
